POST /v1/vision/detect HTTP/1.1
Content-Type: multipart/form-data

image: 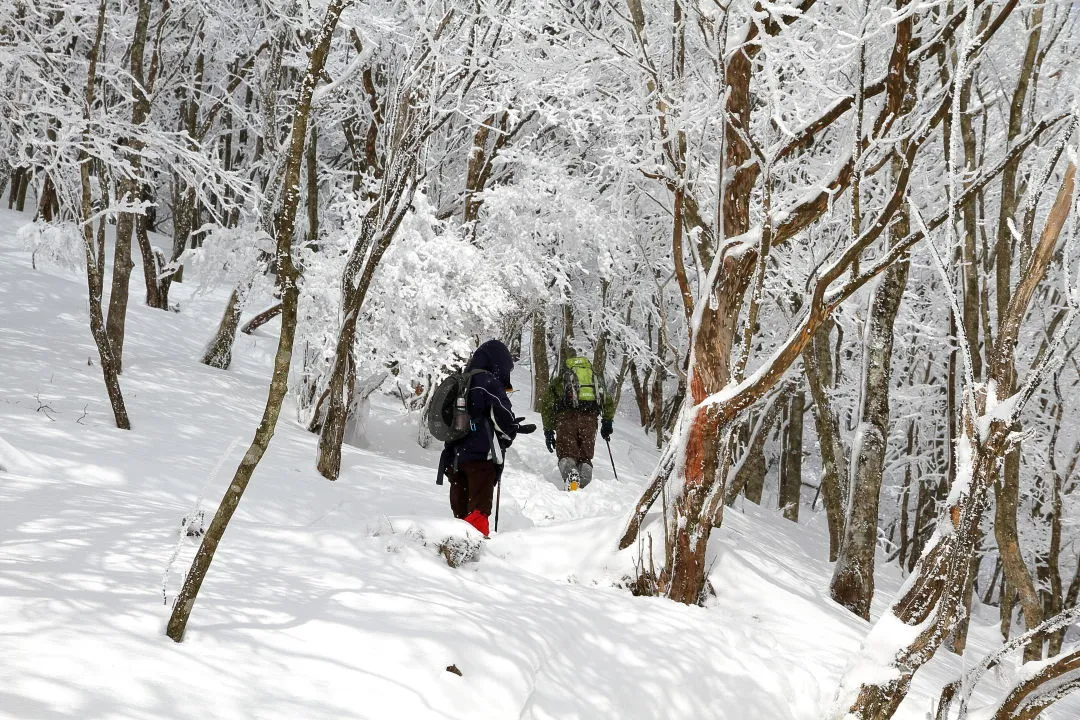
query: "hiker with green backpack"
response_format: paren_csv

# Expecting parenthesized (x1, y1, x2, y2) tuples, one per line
(540, 352, 615, 490)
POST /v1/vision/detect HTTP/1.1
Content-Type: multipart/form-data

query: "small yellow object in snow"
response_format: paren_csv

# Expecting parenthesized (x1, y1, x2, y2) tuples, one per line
(568, 480, 579, 491)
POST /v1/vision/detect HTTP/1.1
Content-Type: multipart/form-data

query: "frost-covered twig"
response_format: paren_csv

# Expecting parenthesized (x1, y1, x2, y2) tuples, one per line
(33, 393, 57, 422)
(161, 439, 240, 606)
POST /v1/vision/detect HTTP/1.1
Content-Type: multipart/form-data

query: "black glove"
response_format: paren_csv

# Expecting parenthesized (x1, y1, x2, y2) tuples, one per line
(544, 430, 556, 453)
(515, 417, 537, 434)
(600, 419, 613, 441)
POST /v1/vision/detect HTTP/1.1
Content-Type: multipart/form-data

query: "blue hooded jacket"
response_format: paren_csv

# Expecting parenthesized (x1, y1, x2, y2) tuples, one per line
(445, 339, 519, 468)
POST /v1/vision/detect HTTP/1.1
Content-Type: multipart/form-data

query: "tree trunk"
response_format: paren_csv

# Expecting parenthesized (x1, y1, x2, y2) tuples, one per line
(995, 460, 1044, 659)
(463, 115, 494, 235)
(317, 55, 452, 479)
(626, 0, 930, 605)
(502, 314, 524, 361)
(896, 422, 916, 570)
(35, 172, 58, 222)
(629, 361, 653, 428)
(959, 76, 983, 382)
(593, 280, 611, 382)
(85, 217, 131, 430)
(169, 183, 196, 284)
(741, 429, 767, 505)
(946, 63, 986, 660)
(940, 604, 1080, 720)
(778, 385, 804, 522)
(949, 538, 981, 655)
(726, 403, 782, 506)
(803, 317, 846, 560)
(1043, 456, 1066, 656)
(134, 211, 168, 308)
(990, 648, 1080, 719)
(342, 371, 387, 449)
(166, 276, 301, 642)
(559, 303, 575, 364)
(306, 126, 319, 246)
(988, 2, 1048, 663)
(659, 396, 726, 605)
(7, 166, 23, 209)
(106, 207, 135, 372)
(78, 0, 131, 431)
(0, 162, 10, 203)
(166, 0, 347, 642)
(201, 288, 245, 369)
(317, 177, 417, 479)
(14, 166, 29, 212)
(830, 173, 911, 618)
(658, 250, 753, 604)
(317, 303, 360, 480)
(651, 320, 666, 449)
(611, 342, 631, 411)
(532, 311, 549, 413)
(104, 0, 153, 374)
(836, 430, 1003, 719)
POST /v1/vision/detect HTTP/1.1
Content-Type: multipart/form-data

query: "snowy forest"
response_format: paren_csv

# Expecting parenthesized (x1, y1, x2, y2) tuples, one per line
(2, 0, 1080, 718)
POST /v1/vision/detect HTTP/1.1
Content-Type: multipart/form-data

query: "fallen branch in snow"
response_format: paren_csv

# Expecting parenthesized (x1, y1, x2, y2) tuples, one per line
(34, 394, 56, 421)
(240, 303, 283, 335)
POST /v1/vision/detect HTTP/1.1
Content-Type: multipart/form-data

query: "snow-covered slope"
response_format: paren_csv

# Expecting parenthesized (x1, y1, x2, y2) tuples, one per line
(0, 208, 1069, 719)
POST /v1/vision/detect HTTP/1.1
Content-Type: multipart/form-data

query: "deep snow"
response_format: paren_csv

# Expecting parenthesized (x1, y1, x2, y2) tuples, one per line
(0, 208, 1073, 719)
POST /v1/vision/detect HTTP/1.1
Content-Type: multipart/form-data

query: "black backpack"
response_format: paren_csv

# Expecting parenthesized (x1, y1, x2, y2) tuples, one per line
(426, 369, 486, 443)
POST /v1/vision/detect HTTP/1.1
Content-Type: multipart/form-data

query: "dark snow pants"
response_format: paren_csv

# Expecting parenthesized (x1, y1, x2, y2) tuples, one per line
(554, 410, 598, 464)
(447, 460, 499, 518)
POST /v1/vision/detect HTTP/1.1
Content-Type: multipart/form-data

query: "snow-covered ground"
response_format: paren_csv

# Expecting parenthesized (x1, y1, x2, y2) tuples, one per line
(0, 207, 1071, 719)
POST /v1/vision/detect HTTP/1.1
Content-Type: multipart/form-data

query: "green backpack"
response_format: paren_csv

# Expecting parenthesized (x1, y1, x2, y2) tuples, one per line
(562, 356, 598, 408)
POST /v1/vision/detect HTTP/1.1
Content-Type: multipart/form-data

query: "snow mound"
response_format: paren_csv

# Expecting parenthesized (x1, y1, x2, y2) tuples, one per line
(0, 434, 32, 474)
(372, 515, 486, 567)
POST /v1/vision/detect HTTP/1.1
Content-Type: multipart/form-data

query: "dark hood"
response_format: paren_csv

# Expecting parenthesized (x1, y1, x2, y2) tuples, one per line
(466, 339, 514, 390)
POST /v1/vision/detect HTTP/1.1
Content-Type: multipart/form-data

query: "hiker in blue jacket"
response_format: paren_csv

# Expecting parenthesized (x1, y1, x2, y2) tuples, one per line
(439, 339, 534, 536)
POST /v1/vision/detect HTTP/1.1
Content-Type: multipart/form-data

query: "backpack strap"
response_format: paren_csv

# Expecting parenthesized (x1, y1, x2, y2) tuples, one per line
(461, 369, 487, 394)
(458, 369, 491, 421)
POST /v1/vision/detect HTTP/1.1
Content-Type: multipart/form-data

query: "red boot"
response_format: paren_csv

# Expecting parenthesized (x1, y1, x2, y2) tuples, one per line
(463, 510, 490, 538)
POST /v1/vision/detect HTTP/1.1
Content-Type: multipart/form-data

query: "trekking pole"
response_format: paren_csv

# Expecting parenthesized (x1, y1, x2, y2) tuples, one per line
(605, 438, 620, 482)
(494, 464, 504, 532)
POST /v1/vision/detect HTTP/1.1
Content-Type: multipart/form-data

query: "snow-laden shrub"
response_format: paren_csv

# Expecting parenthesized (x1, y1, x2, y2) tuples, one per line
(18, 221, 85, 273)
(179, 221, 273, 297)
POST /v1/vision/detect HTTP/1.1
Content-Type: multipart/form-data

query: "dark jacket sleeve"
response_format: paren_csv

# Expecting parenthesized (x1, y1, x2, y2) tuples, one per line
(469, 373, 517, 445)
